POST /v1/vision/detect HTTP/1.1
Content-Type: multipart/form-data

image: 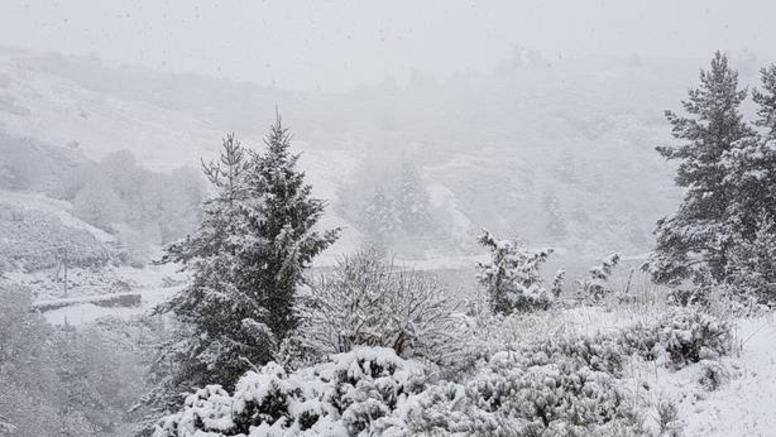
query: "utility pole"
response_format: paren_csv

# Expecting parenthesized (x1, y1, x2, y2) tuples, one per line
(57, 246, 69, 298)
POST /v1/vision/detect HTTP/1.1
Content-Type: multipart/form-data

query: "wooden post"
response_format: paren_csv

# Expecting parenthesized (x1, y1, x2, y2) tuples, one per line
(58, 246, 69, 298)
(63, 253, 68, 298)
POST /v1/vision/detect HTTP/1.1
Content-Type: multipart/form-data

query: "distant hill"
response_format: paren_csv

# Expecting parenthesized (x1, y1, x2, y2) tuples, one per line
(1, 47, 762, 268)
(0, 190, 114, 272)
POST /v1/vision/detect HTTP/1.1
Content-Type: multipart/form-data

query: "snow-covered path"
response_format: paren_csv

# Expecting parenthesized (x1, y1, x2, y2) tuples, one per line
(42, 285, 180, 325)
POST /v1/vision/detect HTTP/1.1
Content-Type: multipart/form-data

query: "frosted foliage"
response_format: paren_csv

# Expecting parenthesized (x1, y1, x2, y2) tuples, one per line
(409, 336, 643, 436)
(659, 309, 734, 368)
(153, 347, 426, 437)
(295, 250, 464, 365)
(476, 229, 557, 314)
(579, 252, 620, 301)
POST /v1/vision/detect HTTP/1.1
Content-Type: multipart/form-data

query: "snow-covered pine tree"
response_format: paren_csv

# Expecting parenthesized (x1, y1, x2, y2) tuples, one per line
(542, 192, 567, 240)
(580, 252, 621, 301)
(153, 115, 339, 405)
(142, 134, 268, 428)
(363, 186, 400, 245)
(476, 229, 555, 314)
(396, 159, 432, 235)
(754, 64, 776, 135)
(241, 114, 341, 339)
(651, 52, 756, 286)
(722, 65, 776, 299)
(727, 213, 776, 299)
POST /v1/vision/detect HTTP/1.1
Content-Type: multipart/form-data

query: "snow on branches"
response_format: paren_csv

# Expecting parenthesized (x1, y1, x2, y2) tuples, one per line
(476, 229, 561, 314)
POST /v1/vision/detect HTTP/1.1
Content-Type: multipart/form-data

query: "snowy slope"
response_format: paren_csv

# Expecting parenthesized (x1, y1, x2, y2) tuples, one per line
(0, 189, 115, 273)
(0, 189, 114, 242)
(0, 48, 748, 265)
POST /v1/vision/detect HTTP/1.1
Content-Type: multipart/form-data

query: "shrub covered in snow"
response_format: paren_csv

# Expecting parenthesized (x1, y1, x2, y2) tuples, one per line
(518, 333, 631, 377)
(405, 318, 679, 436)
(655, 398, 683, 437)
(476, 229, 560, 314)
(578, 252, 621, 302)
(295, 250, 465, 367)
(152, 305, 735, 437)
(698, 359, 731, 391)
(665, 286, 710, 307)
(0, 418, 15, 437)
(409, 349, 642, 436)
(617, 322, 661, 362)
(658, 309, 734, 368)
(154, 347, 427, 437)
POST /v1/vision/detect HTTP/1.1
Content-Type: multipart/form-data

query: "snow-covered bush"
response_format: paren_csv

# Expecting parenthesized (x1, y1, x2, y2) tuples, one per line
(295, 250, 464, 366)
(658, 309, 734, 368)
(579, 252, 620, 302)
(0, 418, 14, 437)
(154, 347, 427, 437)
(476, 229, 559, 314)
(409, 350, 642, 436)
(665, 286, 710, 307)
(406, 319, 678, 436)
(655, 398, 683, 437)
(698, 360, 731, 391)
(616, 322, 661, 362)
(518, 333, 630, 377)
(0, 285, 152, 436)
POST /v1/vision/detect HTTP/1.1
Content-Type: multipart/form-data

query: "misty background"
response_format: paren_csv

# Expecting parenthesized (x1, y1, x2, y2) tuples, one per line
(2, 2, 776, 436)
(1, 0, 773, 277)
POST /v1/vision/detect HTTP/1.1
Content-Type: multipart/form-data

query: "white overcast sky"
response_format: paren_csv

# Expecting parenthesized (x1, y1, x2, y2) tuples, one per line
(1, 0, 774, 91)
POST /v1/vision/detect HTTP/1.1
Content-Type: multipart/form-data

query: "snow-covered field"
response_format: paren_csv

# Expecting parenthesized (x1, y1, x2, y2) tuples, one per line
(472, 305, 776, 437)
(25, 261, 775, 437)
(674, 316, 776, 436)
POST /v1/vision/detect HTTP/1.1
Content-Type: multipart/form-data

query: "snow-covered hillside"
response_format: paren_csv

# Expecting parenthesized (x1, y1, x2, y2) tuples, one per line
(0, 189, 115, 273)
(0, 48, 759, 265)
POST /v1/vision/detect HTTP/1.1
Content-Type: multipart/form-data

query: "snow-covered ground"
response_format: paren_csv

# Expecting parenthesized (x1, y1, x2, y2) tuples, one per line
(13, 253, 776, 436)
(536, 307, 776, 437)
(670, 316, 776, 436)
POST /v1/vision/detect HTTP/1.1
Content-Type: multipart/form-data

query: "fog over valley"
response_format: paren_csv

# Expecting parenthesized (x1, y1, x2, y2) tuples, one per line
(2, 2, 776, 436)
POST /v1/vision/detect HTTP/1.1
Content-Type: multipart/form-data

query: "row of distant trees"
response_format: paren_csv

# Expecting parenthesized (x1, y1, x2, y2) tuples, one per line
(356, 160, 435, 244)
(0, 136, 206, 261)
(71, 151, 205, 250)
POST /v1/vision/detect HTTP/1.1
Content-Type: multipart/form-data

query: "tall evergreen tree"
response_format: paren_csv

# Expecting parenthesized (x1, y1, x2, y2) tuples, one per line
(239, 114, 340, 339)
(542, 192, 567, 240)
(396, 159, 432, 235)
(651, 52, 756, 286)
(722, 64, 776, 297)
(151, 115, 339, 412)
(363, 186, 399, 244)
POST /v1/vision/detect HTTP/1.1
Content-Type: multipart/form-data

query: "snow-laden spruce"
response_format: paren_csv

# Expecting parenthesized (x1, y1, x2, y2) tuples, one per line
(143, 114, 340, 428)
(650, 52, 776, 302)
(579, 252, 620, 302)
(476, 229, 562, 314)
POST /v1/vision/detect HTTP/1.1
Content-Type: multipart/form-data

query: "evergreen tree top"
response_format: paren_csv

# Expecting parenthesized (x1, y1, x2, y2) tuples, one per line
(657, 52, 754, 190)
(261, 111, 295, 163)
(754, 64, 776, 137)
